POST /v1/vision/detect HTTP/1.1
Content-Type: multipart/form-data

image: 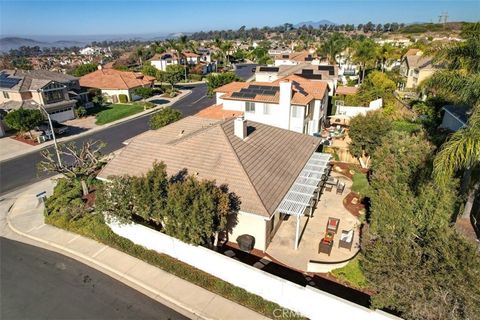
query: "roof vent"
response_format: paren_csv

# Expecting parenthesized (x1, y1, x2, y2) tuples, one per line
(234, 116, 247, 140)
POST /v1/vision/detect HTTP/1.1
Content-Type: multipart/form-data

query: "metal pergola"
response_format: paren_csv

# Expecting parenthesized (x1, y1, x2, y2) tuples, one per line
(276, 152, 332, 249)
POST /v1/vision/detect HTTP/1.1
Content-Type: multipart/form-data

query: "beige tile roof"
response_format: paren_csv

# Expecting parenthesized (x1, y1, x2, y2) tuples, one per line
(336, 86, 358, 96)
(274, 51, 314, 62)
(79, 68, 155, 90)
(98, 116, 321, 217)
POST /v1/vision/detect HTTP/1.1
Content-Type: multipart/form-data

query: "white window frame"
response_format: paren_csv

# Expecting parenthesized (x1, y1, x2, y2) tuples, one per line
(292, 106, 303, 118)
(245, 101, 255, 113)
(263, 103, 272, 115)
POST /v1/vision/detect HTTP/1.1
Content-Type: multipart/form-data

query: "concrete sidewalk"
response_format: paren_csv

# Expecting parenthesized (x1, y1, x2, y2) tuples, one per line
(0, 89, 191, 162)
(5, 178, 269, 320)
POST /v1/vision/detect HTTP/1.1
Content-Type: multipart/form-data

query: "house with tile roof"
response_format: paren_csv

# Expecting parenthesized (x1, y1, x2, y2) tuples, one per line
(212, 75, 329, 135)
(255, 63, 338, 96)
(98, 115, 324, 251)
(79, 67, 155, 103)
(399, 49, 439, 89)
(0, 70, 81, 131)
(274, 51, 321, 66)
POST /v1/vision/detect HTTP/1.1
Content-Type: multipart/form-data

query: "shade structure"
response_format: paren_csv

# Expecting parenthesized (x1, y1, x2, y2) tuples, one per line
(276, 152, 332, 250)
(277, 152, 331, 216)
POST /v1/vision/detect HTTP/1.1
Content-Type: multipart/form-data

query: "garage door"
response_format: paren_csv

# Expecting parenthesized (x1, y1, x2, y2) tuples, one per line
(49, 107, 75, 123)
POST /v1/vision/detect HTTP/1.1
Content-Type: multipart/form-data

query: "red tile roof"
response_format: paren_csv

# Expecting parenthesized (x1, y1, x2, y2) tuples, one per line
(215, 76, 328, 106)
(80, 69, 155, 90)
(195, 104, 244, 120)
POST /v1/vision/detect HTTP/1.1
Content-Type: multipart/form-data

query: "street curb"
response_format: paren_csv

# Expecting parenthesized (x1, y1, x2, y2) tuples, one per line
(0, 90, 193, 163)
(6, 199, 212, 320)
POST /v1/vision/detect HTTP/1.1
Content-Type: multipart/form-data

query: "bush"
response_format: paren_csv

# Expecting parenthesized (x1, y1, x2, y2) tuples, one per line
(75, 106, 87, 118)
(189, 74, 203, 81)
(4, 108, 44, 138)
(206, 72, 242, 96)
(149, 107, 182, 129)
(118, 94, 128, 103)
(45, 178, 85, 220)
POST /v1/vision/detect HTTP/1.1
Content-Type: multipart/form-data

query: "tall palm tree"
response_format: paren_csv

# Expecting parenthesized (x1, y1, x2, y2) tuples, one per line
(352, 39, 379, 83)
(378, 43, 401, 72)
(430, 23, 480, 219)
(316, 33, 348, 65)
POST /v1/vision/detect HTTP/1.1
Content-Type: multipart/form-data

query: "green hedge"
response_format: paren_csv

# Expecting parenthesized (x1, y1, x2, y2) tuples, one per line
(44, 185, 303, 319)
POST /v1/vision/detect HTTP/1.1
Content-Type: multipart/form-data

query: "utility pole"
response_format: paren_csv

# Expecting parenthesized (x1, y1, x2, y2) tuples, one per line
(39, 105, 62, 167)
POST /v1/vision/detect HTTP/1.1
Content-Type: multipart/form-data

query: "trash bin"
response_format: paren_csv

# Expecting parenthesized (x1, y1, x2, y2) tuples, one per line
(236, 234, 255, 252)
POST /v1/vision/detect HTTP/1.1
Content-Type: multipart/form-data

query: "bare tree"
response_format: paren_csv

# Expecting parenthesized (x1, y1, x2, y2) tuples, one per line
(38, 140, 106, 195)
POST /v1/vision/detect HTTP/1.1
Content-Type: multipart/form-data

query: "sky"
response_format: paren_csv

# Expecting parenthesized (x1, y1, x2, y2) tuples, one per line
(0, 0, 479, 37)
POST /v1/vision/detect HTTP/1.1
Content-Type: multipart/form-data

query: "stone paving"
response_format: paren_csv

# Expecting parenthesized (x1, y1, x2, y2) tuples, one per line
(267, 172, 360, 273)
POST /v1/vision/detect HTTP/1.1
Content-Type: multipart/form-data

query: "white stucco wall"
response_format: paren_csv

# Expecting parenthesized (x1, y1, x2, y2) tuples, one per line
(229, 211, 268, 251)
(101, 89, 132, 102)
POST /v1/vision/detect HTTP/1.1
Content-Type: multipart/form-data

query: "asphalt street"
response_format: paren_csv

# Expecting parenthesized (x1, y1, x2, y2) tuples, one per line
(0, 237, 188, 320)
(0, 83, 215, 195)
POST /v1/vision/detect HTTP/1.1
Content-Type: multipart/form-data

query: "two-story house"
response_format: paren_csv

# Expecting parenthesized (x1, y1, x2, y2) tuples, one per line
(149, 52, 181, 71)
(213, 75, 329, 135)
(0, 70, 80, 124)
(399, 49, 437, 89)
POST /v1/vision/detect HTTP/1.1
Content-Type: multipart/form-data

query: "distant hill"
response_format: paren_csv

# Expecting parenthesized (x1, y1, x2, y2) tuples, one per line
(0, 37, 86, 52)
(294, 20, 336, 28)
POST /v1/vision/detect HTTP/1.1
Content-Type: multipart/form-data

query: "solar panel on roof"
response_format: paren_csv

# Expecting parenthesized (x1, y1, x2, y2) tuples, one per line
(299, 74, 323, 80)
(0, 73, 21, 89)
(317, 65, 335, 75)
(258, 67, 279, 72)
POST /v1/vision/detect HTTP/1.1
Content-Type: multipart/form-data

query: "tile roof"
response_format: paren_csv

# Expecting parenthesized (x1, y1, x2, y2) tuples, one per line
(98, 116, 321, 217)
(405, 48, 422, 56)
(256, 63, 338, 80)
(79, 68, 155, 90)
(405, 55, 433, 69)
(216, 75, 328, 106)
(274, 51, 315, 62)
(0, 69, 76, 92)
(195, 104, 244, 120)
(336, 86, 358, 96)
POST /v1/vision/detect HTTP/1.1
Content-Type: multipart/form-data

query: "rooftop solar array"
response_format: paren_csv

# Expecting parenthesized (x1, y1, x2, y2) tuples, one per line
(258, 67, 280, 73)
(317, 65, 335, 75)
(230, 85, 280, 99)
(0, 72, 21, 89)
(276, 152, 332, 216)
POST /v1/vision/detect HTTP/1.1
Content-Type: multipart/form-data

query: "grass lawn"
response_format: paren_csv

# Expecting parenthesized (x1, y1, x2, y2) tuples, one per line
(351, 172, 369, 196)
(95, 103, 144, 125)
(331, 256, 369, 289)
(392, 120, 423, 134)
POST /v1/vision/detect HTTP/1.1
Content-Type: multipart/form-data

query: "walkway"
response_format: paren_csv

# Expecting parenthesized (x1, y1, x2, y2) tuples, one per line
(5, 177, 269, 320)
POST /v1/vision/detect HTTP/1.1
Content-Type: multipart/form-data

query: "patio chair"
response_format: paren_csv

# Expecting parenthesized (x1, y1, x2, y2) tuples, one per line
(326, 217, 340, 234)
(338, 229, 354, 251)
(318, 238, 333, 256)
(336, 182, 345, 195)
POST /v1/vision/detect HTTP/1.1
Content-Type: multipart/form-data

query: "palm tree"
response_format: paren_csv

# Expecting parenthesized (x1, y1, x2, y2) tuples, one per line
(378, 43, 401, 72)
(430, 23, 480, 219)
(165, 39, 187, 81)
(316, 33, 348, 64)
(352, 39, 379, 83)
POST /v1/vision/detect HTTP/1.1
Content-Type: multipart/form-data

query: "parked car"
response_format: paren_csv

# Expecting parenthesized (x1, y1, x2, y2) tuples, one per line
(36, 120, 69, 136)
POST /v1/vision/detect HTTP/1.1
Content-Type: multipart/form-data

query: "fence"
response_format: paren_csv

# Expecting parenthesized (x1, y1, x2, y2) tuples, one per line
(107, 219, 398, 320)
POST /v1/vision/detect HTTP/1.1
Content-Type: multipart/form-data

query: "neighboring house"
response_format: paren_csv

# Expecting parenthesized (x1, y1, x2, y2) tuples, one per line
(274, 51, 320, 66)
(0, 70, 81, 129)
(399, 50, 437, 89)
(150, 52, 181, 71)
(268, 46, 293, 56)
(440, 105, 471, 132)
(255, 63, 338, 96)
(197, 48, 212, 63)
(214, 75, 329, 135)
(97, 116, 323, 251)
(79, 67, 155, 103)
(183, 52, 200, 65)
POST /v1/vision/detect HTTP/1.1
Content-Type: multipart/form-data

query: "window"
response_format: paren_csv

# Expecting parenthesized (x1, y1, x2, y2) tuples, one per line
(263, 103, 272, 115)
(2, 91, 9, 99)
(292, 106, 303, 118)
(245, 101, 255, 113)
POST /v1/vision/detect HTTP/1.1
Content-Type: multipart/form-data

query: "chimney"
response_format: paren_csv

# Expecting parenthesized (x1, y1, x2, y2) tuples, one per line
(279, 80, 292, 108)
(234, 116, 247, 139)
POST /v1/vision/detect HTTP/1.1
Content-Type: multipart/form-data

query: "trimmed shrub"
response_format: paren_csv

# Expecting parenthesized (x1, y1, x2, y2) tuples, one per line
(76, 106, 87, 118)
(118, 94, 128, 103)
